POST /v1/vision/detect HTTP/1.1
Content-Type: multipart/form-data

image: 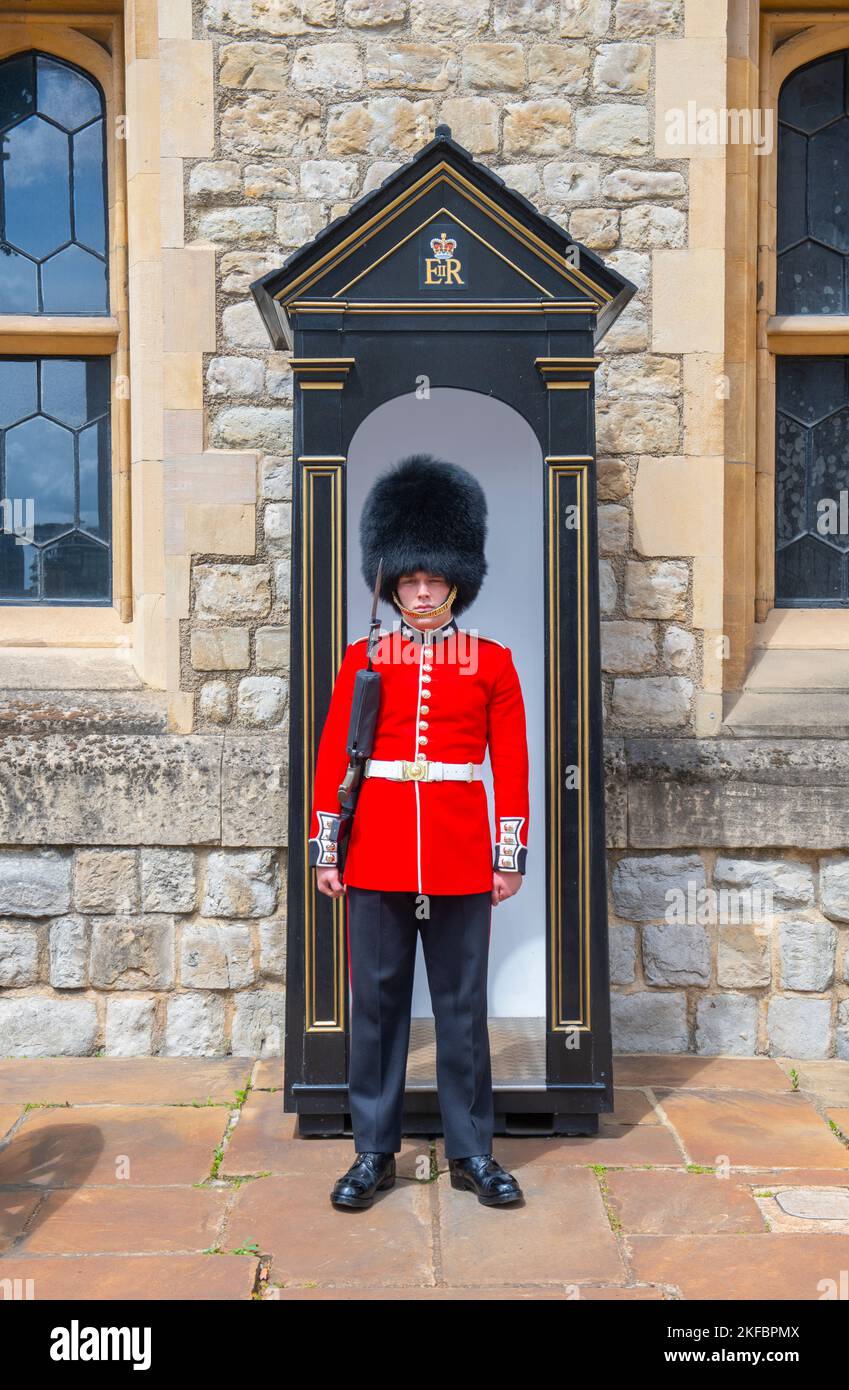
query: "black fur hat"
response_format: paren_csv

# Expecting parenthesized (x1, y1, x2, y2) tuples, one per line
(359, 453, 488, 617)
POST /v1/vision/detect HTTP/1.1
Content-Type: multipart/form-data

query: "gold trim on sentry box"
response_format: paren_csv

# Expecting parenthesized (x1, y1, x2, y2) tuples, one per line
(336, 204, 553, 299)
(546, 461, 591, 1032)
(287, 300, 600, 314)
(302, 462, 347, 1033)
(273, 161, 614, 307)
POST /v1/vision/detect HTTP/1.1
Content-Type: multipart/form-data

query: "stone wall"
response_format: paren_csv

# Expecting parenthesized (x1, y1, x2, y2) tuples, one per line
(606, 737, 849, 1059)
(0, 846, 286, 1057)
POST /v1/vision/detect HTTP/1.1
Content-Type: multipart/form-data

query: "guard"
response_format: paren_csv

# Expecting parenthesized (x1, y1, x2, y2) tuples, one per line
(307, 453, 530, 1209)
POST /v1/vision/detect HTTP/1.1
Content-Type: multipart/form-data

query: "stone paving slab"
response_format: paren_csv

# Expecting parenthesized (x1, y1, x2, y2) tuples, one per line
(612, 1056, 793, 1091)
(775, 1060, 849, 1102)
(604, 1170, 766, 1234)
(716, 1169, 849, 1189)
(1, 1056, 848, 1301)
(0, 1058, 253, 1105)
(435, 1123, 684, 1170)
(0, 1255, 257, 1300)
(0, 1105, 230, 1187)
(628, 1233, 849, 1300)
(16, 1186, 229, 1254)
(267, 1284, 665, 1299)
(653, 1089, 849, 1169)
(1, 1187, 42, 1253)
(221, 1091, 433, 1180)
(603, 1088, 663, 1124)
(827, 1107, 849, 1139)
(0, 1105, 22, 1140)
(436, 1166, 627, 1287)
(230, 1172, 434, 1288)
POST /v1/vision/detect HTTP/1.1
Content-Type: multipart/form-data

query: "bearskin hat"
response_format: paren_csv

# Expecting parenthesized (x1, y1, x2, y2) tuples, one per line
(359, 453, 488, 617)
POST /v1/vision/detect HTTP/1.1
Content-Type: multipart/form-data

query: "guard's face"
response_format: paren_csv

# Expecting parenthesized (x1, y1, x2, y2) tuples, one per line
(397, 570, 451, 624)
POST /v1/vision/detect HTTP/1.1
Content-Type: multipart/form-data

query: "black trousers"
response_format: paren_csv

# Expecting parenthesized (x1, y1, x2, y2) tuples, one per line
(345, 886, 494, 1159)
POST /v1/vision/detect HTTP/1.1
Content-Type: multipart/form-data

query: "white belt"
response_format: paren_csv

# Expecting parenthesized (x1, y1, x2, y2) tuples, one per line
(364, 758, 484, 783)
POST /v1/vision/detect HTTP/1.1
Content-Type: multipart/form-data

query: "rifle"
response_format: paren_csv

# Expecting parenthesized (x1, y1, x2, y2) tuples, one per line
(334, 558, 384, 874)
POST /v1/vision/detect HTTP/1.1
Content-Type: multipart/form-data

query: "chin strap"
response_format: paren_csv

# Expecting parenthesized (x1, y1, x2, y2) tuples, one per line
(392, 583, 458, 619)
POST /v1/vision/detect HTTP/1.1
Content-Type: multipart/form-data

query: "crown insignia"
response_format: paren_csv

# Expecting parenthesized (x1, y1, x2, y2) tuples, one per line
(429, 231, 457, 260)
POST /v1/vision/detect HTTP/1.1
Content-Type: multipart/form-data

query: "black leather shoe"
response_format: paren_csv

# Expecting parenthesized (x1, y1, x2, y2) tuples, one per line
(448, 1153, 523, 1205)
(330, 1151, 396, 1209)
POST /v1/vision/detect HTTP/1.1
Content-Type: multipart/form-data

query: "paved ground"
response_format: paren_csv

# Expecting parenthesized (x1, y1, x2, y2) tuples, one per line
(1, 1054, 849, 1300)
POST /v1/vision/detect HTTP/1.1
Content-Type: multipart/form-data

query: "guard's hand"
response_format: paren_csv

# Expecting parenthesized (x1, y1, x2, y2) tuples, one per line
(492, 869, 523, 906)
(315, 865, 346, 898)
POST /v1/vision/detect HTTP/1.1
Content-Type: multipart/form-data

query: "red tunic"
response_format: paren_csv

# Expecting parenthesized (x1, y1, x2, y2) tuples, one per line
(307, 617, 530, 894)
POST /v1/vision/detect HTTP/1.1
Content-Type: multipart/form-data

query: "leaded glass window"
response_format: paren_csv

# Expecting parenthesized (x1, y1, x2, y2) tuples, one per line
(0, 50, 112, 606)
(0, 356, 111, 601)
(775, 50, 849, 606)
(777, 50, 849, 314)
(0, 50, 108, 314)
(776, 357, 849, 604)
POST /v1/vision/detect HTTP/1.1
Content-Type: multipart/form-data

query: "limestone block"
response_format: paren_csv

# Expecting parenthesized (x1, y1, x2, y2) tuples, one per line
(819, 859, 849, 922)
(642, 922, 711, 984)
(0, 997, 98, 1056)
(779, 919, 836, 993)
(612, 852, 706, 921)
(256, 627, 290, 670)
(612, 676, 693, 727)
(767, 997, 831, 1060)
(695, 994, 758, 1055)
(181, 922, 255, 988)
(599, 558, 617, 615)
(90, 916, 176, 989)
(140, 849, 199, 913)
(609, 923, 636, 984)
(105, 998, 157, 1056)
(601, 620, 655, 673)
(0, 922, 39, 986)
(717, 925, 771, 989)
(528, 44, 589, 93)
(0, 849, 72, 916)
(237, 676, 287, 727)
(49, 916, 90, 989)
(541, 161, 601, 203)
(199, 681, 232, 724)
(611, 990, 689, 1052)
(624, 738, 849, 850)
(663, 625, 695, 672)
(593, 42, 651, 94)
(598, 504, 629, 553)
(221, 736, 289, 847)
(714, 857, 815, 910)
(202, 849, 279, 918)
(260, 918, 287, 978)
(625, 560, 688, 618)
(194, 565, 272, 620)
(164, 992, 227, 1055)
(0, 736, 221, 845)
(191, 628, 251, 672)
(220, 95, 322, 157)
(75, 849, 140, 913)
(231, 988, 287, 1055)
(368, 42, 460, 90)
(503, 100, 573, 156)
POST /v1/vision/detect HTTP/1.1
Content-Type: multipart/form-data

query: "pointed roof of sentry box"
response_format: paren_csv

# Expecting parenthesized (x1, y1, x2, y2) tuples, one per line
(250, 124, 637, 352)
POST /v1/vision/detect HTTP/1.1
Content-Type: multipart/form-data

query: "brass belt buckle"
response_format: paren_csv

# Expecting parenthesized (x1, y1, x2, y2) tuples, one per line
(403, 760, 426, 780)
(466, 761, 475, 781)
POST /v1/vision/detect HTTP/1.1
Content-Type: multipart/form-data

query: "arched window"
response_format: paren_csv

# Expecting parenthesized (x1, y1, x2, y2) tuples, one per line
(0, 48, 111, 604)
(775, 49, 849, 606)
